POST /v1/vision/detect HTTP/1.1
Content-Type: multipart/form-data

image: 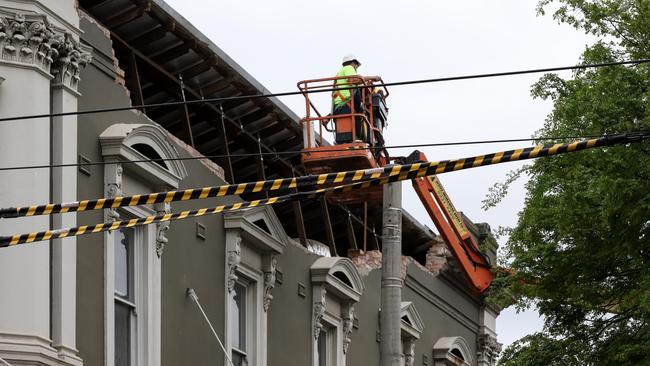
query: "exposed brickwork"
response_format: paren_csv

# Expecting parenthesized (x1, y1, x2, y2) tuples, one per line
(348, 245, 452, 280)
(425, 238, 451, 276)
(349, 250, 383, 276)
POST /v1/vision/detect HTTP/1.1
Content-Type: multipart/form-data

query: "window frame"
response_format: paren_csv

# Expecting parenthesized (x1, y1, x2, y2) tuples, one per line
(100, 123, 187, 366)
(310, 257, 365, 366)
(223, 206, 287, 366)
(113, 224, 139, 366)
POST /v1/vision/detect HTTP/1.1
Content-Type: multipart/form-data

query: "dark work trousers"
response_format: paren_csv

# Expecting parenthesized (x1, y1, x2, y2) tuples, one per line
(333, 90, 366, 143)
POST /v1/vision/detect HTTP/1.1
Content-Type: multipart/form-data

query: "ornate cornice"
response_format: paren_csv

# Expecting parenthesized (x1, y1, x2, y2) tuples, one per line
(0, 10, 91, 89)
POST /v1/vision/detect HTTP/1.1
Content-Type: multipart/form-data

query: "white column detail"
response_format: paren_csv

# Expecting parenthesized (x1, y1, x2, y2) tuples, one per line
(0, 8, 53, 365)
(50, 29, 90, 366)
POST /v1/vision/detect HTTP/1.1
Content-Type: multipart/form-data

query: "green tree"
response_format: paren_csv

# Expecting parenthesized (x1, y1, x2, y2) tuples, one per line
(494, 1, 650, 365)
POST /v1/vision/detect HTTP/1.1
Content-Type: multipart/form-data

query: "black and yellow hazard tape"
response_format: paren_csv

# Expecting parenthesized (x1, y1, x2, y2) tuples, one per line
(2, 130, 649, 247)
(0, 162, 396, 219)
(0, 176, 387, 247)
(0, 132, 647, 222)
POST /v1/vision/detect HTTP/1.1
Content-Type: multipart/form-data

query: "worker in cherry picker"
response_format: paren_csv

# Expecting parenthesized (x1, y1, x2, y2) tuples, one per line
(332, 54, 367, 143)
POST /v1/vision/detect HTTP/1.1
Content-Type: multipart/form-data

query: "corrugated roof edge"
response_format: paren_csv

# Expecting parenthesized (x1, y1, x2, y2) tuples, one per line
(152, 0, 302, 125)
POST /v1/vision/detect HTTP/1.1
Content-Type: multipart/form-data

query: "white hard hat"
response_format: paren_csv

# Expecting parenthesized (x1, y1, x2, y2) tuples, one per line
(342, 54, 361, 66)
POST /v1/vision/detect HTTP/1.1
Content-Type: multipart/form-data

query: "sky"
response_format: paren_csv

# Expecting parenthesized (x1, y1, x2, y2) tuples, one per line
(164, 0, 593, 349)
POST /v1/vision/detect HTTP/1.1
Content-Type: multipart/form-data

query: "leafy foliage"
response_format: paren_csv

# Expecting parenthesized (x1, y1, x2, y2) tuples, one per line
(496, 1, 650, 364)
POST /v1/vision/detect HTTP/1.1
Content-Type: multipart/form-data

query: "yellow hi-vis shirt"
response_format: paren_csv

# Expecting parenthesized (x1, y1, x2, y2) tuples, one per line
(333, 65, 358, 108)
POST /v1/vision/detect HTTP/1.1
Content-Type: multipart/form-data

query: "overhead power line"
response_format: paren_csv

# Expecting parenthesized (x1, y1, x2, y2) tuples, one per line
(0, 133, 625, 172)
(0, 59, 648, 124)
(1, 132, 647, 223)
(3, 131, 649, 247)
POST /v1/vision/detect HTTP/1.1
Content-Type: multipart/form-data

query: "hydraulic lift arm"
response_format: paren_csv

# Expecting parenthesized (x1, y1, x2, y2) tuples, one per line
(408, 152, 493, 293)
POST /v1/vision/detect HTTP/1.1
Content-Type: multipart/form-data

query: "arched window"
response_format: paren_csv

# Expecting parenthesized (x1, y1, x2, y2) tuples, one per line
(432, 336, 473, 366)
(99, 123, 187, 366)
(310, 257, 365, 366)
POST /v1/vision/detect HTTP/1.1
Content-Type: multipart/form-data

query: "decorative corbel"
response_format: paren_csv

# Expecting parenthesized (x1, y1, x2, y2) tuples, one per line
(226, 234, 242, 293)
(105, 164, 122, 223)
(154, 201, 170, 258)
(312, 287, 327, 340)
(263, 255, 277, 312)
(404, 338, 416, 366)
(342, 302, 355, 354)
(477, 334, 502, 366)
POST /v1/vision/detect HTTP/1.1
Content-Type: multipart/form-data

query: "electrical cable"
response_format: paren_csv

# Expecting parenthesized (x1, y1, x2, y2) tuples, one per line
(1, 132, 647, 219)
(0, 133, 628, 172)
(0, 59, 647, 124)
(2, 131, 648, 246)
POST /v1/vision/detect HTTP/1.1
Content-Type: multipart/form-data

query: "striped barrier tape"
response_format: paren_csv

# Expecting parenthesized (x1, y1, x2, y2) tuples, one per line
(0, 175, 389, 247)
(0, 132, 646, 220)
(2, 131, 649, 247)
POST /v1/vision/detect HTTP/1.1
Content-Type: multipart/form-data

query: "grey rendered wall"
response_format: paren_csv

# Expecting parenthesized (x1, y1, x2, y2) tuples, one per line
(77, 15, 484, 366)
(77, 16, 239, 366)
(76, 16, 152, 365)
(268, 242, 482, 366)
(267, 242, 320, 366)
(403, 263, 481, 365)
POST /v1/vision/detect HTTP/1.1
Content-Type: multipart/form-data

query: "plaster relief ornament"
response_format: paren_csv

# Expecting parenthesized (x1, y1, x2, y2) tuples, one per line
(0, 13, 53, 70)
(105, 165, 123, 223)
(263, 256, 277, 312)
(0, 11, 91, 85)
(404, 339, 416, 366)
(312, 288, 327, 340)
(227, 235, 242, 293)
(342, 305, 355, 354)
(155, 202, 171, 258)
(477, 334, 502, 366)
(51, 32, 92, 90)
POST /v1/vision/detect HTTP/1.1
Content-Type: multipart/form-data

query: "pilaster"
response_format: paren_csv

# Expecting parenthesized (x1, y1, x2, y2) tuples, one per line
(0, 2, 89, 364)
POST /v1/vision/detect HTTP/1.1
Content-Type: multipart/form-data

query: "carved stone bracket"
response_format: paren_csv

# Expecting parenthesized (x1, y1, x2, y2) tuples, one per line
(0, 11, 91, 83)
(226, 234, 242, 293)
(263, 255, 277, 312)
(154, 202, 170, 258)
(105, 164, 122, 223)
(342, 303, 355, 354)
(477, 334, 502, 366)
(51, 32, 92, 90)
(404, 338, 416, 366)
(312, 287, 327, 340)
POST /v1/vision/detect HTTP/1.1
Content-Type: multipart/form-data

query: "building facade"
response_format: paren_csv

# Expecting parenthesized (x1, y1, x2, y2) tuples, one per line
(0, 1, 501, 365)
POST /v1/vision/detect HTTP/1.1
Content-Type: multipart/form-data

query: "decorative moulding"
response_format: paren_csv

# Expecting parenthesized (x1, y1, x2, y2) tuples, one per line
(310, 257, 364, 302)
(226, 234, 242, 293)
(312, 287, 326, 340)
(263, 255, 277, 312)
(0, 9, 91, 88)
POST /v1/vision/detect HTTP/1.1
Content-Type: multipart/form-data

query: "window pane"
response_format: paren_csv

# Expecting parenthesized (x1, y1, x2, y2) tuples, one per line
(114, 228, 133, 298)
(317, 330, 327, 366)
(230, 283, 247, 351)
(232, 349, 248, 366)
(115, 302, 131, 366)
